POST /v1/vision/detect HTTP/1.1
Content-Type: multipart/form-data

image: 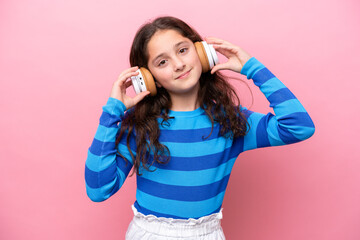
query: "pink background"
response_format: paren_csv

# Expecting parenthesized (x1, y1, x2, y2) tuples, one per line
(1, 0, 359, 239)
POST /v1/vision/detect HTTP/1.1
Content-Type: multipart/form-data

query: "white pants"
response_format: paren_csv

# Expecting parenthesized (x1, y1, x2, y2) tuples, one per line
(125, 204, 226, 239)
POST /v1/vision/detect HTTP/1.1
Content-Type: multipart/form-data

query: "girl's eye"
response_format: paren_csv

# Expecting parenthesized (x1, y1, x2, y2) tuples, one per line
(158, 60, 167, 66)
(179, 48, 188, 54)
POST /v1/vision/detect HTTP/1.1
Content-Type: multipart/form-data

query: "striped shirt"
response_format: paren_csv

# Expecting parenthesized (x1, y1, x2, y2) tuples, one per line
(85, 57, 315, 219)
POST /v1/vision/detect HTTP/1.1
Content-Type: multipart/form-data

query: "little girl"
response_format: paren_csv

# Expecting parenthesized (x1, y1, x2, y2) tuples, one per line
(85, 16, 315, 239)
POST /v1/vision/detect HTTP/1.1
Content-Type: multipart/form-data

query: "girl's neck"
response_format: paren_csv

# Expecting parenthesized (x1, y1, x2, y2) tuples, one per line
(168, 89, 200, 111)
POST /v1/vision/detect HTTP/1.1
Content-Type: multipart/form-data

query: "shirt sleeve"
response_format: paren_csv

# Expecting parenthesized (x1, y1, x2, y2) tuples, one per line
(84, 97, 135, 202)
(239, 57, 315, 152)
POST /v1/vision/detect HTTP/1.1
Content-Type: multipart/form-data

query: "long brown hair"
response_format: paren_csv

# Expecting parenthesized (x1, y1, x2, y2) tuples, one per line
(116, 16, 250, 177)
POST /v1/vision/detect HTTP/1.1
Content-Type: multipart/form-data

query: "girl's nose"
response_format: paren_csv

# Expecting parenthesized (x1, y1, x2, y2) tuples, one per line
(173, 57, 185, 71)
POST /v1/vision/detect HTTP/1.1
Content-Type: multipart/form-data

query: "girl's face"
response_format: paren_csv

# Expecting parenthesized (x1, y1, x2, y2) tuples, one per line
(146, 29, 202, 96)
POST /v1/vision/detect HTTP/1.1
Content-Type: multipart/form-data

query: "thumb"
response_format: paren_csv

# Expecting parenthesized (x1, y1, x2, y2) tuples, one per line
(132, 91, 151, 105)
(211, 63, 230, 74)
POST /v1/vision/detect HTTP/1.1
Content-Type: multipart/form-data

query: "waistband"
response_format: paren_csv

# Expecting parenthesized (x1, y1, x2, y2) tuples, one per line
(130, 204, 223, 237)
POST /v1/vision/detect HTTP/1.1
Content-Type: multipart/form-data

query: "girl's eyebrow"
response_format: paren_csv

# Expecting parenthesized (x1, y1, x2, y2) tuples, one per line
(151, 41, 189, 65)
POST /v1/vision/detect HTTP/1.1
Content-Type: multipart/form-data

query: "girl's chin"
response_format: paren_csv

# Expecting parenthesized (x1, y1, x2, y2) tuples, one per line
(167, 82, 200, 95)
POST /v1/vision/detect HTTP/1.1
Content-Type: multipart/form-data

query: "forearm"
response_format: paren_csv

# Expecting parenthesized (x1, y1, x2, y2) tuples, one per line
(85, 97, 133, 202)
(241, 57, 315, 150)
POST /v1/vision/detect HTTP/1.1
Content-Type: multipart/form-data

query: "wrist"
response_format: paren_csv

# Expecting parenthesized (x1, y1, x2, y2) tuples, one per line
(104, 97, 127, 116)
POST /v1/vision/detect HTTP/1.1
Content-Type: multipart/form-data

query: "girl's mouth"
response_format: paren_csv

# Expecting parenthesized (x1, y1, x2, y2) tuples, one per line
(176, 69, 191, 79)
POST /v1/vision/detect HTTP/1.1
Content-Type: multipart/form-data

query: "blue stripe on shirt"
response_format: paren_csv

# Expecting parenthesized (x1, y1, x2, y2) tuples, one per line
(137, 174, 230, 201)
(99, 112, 121, 128)
(268, 88, 297, 107)
(85, 177, 120, 202)
(135, 189, 225, 218)
(256, 114, 272, 148)
(252, 68, 276, 87)
(140, 157, 236, 186)
(159, 127, 218, 143)
(89, 138, 117, 156)
(149, 136, 244, 171)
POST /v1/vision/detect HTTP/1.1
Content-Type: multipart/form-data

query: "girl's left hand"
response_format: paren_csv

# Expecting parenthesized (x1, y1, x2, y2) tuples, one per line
(205, 37, 252, 74)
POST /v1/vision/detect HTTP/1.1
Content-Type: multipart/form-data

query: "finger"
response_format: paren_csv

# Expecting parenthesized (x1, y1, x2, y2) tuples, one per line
(211, 63, 231, 74)
(212, 44, 239, 57)
(210, 45, 234, 59)
(206, 37, 235, 48)
(119, 69, 139, 80)
(212, 44, 231, 55)
(213, 43, 238, 52)
(206, 37, 238, 52)
(119, 66, 139, 77)
(124, 79, 133, 89)
(117, 67, 139, 81)
(132, 91, 150, 105)
(117, 71, 139, 85)
(204, 36, 224, 44)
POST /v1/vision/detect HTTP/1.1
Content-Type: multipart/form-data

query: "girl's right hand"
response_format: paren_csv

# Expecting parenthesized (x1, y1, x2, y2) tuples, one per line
(110, 66, 150, 109)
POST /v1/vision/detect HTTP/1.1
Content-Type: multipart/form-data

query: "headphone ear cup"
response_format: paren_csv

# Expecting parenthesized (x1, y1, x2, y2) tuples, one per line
(195, 42, 210, 73)
(140, 67, 157, 96)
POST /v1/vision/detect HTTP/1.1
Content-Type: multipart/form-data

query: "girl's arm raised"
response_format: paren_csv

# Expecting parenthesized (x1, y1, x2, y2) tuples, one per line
(239, 57, 315, 151)
(84, 67, 149, 202)
(206, 37, 315, 150)
(85, 98, 132, 202)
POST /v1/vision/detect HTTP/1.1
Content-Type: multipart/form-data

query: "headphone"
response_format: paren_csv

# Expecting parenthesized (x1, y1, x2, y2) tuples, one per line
(131, 41, 219, 96)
